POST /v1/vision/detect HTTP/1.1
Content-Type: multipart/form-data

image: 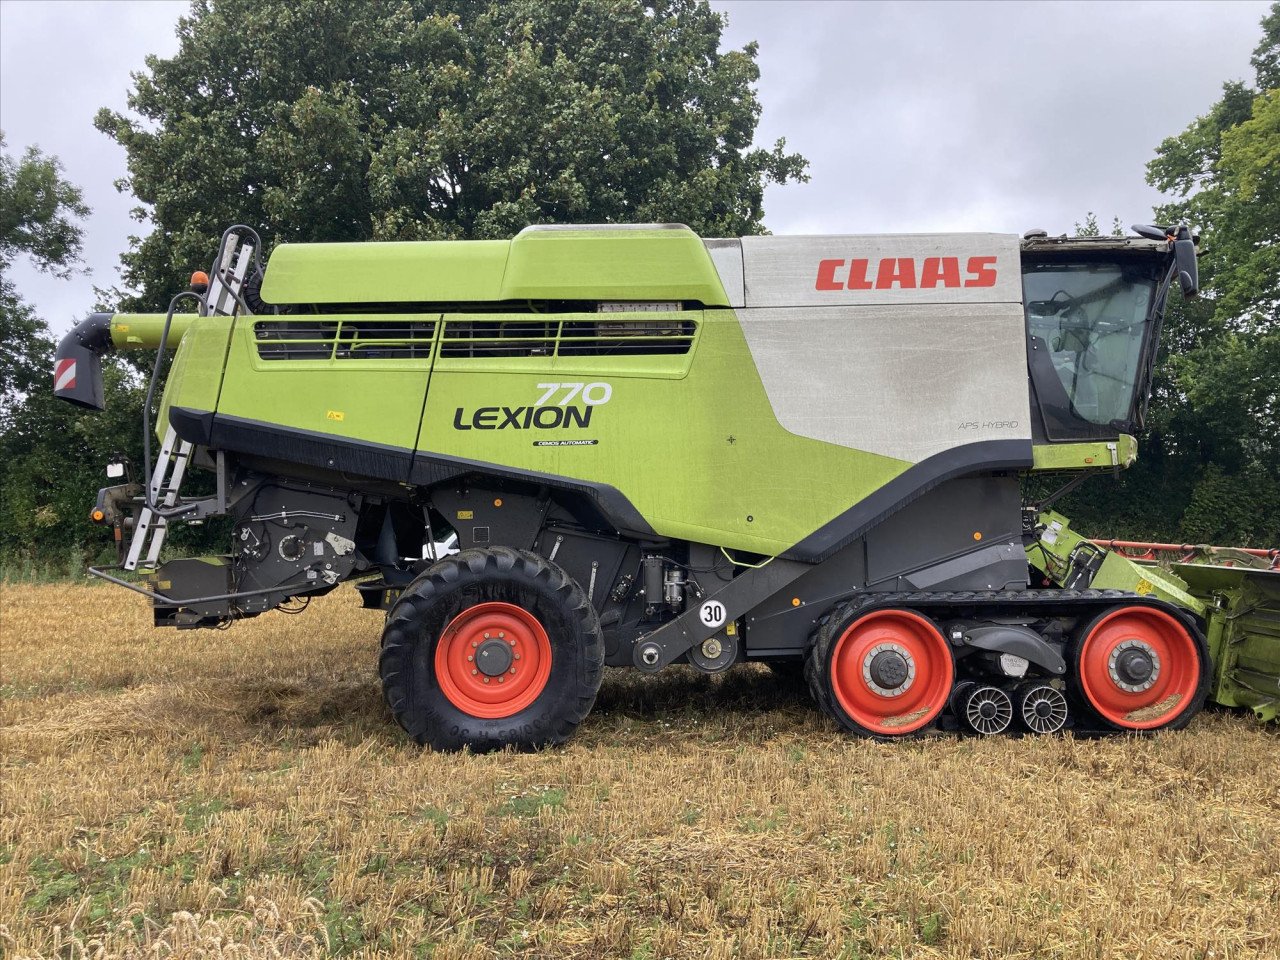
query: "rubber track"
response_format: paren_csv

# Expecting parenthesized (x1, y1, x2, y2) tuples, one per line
(379, 546, 604, 750)
(804, 588, 1209, 738)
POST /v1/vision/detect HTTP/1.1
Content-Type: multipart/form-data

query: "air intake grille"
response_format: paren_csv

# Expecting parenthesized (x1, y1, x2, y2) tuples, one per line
(440, 317, 696, 359)
(254, 318, 436, 361)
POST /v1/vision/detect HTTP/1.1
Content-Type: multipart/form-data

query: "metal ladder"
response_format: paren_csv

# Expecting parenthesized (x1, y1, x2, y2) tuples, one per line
(123, 236, 255, 571)
(125, 426, 194, 570)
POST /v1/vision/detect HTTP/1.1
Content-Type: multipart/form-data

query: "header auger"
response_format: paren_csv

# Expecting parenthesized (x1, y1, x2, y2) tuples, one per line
(55, 221, 1278, 748)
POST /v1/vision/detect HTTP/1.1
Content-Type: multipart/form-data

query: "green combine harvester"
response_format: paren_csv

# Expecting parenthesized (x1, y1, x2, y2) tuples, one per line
(54, 222, 1279, 748)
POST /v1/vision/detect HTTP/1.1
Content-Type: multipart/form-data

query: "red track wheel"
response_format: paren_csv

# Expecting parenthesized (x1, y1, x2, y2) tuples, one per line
(814, 608, 954, 737)
(434, 602, 553, 719)
(1073, 605, 1206, 731)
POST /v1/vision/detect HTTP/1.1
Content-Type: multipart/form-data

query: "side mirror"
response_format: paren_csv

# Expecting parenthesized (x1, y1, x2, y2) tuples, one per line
(1174, 229, 1198, 297)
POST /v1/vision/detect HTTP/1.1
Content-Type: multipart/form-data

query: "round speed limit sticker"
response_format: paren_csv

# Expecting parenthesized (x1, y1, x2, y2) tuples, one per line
(699, 600, 727, 629)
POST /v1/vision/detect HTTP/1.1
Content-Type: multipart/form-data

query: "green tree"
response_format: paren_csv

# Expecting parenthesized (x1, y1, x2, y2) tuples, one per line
(0, 132, 90, 279)
(96, 0, 808, 310)
(0, 132, 91, 404)
(1072, 212, 1123, 238)
(0, 134, 146, 572)
(1063, 5, 1280, 546)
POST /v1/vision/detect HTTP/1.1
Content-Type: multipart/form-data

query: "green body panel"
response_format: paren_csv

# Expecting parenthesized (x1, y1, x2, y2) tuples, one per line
(260, 241, 511, 305)
(214, 314, 438, 451)
(418, 309, 907, 554)
(156, 315, 236, 434)
(157, 303, 908, 553)
(258, 226, 729, 307)
(1031, 435, 1137, 472)
(499, 227, 729, 305)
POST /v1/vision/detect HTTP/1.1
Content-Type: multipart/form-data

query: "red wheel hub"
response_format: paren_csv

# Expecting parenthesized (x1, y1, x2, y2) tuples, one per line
(434, 602, 552, 719)
(1078, 606, 1200, 730)
(830, 609, 953, 735)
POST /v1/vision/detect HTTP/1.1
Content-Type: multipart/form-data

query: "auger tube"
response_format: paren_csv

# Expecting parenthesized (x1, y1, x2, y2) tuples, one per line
(53, 311, 199, 411)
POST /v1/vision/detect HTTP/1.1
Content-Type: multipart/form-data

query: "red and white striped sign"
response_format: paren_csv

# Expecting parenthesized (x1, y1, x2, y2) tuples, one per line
(54, 358, 76, 391)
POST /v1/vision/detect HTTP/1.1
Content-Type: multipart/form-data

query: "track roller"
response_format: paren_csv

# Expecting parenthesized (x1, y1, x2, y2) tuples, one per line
(960, 684, 1013, 735)
(949, 680, 976, 718)
(1016, 682, 1069, 734)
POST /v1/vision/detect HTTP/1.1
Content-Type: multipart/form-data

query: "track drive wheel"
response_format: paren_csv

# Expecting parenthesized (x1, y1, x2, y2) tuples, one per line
(1070, 605, 1209, 732)
(379, 547, 604, 750)
(807, 606, 953, 738)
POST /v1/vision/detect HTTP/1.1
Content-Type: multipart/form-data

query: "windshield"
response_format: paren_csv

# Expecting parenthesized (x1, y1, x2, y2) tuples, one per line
(1023, 262, 1157, 430)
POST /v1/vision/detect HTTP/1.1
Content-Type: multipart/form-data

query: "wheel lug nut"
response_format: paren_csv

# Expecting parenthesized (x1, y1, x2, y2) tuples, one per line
(498, 632, 505, 639)
(471, 641, 478, 648)
(510, 668, 516, 675)
(514, 653, 520, 660)
(483, 633, 490, 639)
(471, 669, 477, 675)
(467, 655, 473, 662)
(483, 677, 490, 684)
(509, 639, 516, 646)
(498, 677, 504, 683)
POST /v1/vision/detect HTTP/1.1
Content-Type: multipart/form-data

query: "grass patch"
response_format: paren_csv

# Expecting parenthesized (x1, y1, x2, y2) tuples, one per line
(178, 794, 229, 831)
(492, 787, 566, 818)
(179, 741, 206, 773)
(25, 848, 153, 922)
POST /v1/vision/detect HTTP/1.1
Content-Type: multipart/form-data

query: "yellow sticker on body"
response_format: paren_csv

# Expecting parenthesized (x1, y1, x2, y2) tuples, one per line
(1135, 578, 1153, 595)
(326, 410, 345, 422)
(457, 510, 474, 520)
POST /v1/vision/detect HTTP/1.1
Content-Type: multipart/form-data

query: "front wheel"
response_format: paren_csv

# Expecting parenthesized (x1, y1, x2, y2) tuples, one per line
(379, 547, 604, 750)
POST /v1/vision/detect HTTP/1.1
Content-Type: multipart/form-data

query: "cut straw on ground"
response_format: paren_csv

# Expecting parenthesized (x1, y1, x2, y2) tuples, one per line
(1, 583, 1277, 959)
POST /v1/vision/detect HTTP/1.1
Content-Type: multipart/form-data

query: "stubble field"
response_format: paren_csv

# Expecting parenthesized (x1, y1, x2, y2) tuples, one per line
(1, 582, 1277, 959)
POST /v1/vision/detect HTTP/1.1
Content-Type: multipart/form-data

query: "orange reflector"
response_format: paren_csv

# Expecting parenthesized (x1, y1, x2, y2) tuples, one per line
(91, 509, 105, 523)
(791, 597, 801, 607)
(973, 531, 983, 541)
(494, 498, 503, 507)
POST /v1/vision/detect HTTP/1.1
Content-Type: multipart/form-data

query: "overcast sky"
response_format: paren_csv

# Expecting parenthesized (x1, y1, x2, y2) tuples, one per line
(0, 0, 1271, 335)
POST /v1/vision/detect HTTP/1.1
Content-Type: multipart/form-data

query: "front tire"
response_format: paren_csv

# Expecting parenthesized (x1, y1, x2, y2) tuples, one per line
(379, 547, 604, 750)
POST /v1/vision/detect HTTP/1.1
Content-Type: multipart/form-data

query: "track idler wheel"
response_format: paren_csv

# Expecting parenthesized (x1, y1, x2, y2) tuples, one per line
(1071, 605, 1209, 732)
(1016, 683, 1069, 734)
(960, 684, 1014, 735)
(807, 607, 953, 738)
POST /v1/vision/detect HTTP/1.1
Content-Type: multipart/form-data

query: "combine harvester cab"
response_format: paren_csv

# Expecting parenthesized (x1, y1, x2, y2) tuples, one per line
(54, 222, 1278, 748)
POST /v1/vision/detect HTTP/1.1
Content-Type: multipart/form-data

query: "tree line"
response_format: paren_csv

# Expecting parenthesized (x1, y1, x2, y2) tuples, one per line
(1, 0, 1276, 575)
